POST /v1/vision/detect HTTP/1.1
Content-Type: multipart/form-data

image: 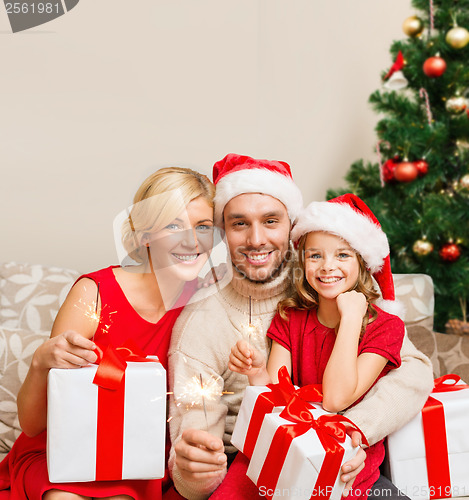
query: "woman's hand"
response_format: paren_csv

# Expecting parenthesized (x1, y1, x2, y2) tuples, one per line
(32, 330, 97, 372)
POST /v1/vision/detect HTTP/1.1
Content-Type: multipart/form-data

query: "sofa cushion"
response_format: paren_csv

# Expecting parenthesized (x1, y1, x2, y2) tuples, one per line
(434, 331, 469, 383)
(0, 262, 79, 333)
(0, 326, 49, 460)
(406, 325, 440, 379)
(393, 274, 434, 331)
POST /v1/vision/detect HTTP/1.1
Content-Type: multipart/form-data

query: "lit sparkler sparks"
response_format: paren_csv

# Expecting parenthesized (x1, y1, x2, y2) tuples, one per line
(241, 296, 262, 345)
(175, 373, 223, 409)
(73, 282, 116, 336)
(170, 354, 234, 426)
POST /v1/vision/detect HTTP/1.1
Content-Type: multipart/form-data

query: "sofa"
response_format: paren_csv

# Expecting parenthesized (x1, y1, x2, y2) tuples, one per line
(1, 262, 468, 493)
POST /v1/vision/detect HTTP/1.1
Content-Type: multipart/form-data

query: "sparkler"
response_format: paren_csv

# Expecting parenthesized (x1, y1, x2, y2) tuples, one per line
(170, 355, 234, 427)
(242, 296, 261, 346)
(173, 371, 229, 430)
(73, 282, 115, 336)
(199, 373, 209, 431)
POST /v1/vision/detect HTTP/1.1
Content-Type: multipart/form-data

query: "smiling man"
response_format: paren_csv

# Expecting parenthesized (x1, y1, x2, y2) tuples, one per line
(167, 154, 433, 500)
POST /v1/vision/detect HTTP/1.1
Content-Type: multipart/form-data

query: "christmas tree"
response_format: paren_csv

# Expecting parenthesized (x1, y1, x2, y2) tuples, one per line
(327, 0, 469, 332)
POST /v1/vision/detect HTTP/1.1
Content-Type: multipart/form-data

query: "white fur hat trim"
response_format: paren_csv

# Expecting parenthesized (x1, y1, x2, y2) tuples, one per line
(291, 201, 389, 273)
(214, 168, 303, 226)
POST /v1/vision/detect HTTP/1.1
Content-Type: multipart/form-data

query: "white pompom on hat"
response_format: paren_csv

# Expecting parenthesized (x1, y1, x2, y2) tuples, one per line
(291, 193, 404, 319)
(212, 153, 303, 226)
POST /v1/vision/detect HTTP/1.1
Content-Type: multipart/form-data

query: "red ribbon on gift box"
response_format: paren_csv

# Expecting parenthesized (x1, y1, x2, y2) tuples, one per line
(92, 340, 155, 481)
(256, 395, 368, 500)
(244, 366, 323, 459)
(422, 374, 469, 500)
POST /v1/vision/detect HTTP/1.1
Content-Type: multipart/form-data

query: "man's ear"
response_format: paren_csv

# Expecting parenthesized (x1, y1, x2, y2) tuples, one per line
(289, 222, 299, 250)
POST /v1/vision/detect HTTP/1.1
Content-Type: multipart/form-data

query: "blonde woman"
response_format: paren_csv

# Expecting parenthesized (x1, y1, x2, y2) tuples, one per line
(0, 167, 216, 500)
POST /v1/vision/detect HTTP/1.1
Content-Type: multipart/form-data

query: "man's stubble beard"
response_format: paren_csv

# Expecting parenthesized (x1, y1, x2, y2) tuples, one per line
(233, 249, 293, 284)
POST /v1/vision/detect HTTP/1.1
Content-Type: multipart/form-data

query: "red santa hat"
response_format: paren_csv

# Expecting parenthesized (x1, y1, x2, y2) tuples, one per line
(291, 193, 404, 318)
(212, 153, 303, 226)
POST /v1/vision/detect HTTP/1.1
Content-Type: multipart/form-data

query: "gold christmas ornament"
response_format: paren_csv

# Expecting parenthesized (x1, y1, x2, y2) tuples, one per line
(403, 16, 424, 37)
(445, 96, 467, 115)
(413, 239, 434, 256)
(460, 174, 469, 190)
(446, 26, 469, 49)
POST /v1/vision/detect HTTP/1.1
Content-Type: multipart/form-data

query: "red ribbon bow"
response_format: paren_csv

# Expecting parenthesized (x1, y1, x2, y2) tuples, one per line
(269, 366, 323, 404)
(422, 374, 469, 499)
(256, 396, 368, 500)
(433, 374, 469, 393)
(91, 340, 155, 480)
(243, 366, 323, 459)
(280, 395, 369, 446)
(92, 339, 151, 390)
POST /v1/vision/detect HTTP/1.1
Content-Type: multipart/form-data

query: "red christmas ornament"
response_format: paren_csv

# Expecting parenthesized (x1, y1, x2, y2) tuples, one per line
(382, 158, 398, 183)
(394, 161, 419, 182)
(423, 56, 447, 77)
(414, 159, 429, 177)
(439, 243, 461, 262)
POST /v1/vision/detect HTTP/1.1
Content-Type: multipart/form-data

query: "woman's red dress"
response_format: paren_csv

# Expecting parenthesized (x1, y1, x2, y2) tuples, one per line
(0, 266, 192, 500)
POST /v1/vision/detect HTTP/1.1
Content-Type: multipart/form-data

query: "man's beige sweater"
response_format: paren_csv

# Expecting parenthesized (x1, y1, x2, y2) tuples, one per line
(168, 262, 434, 500)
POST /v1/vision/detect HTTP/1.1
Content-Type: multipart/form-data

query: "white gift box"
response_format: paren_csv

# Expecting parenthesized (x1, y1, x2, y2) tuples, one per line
(47, 357, 166, 483)
(231, 385, 287, 458)
(247, 406, 358, 500)
(387, 379, 469, 500)
(232, 377, 322, 460)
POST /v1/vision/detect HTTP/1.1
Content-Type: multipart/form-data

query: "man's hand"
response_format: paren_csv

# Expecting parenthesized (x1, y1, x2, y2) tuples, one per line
(341, 430, 366, 496)
(175, 429, 227, 483)
(197, 263, 228, 288)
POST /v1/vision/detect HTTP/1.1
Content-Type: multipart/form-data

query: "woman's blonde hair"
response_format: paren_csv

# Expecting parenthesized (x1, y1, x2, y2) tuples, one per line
(121, 167, 215, 263)
(278, 232, 380, 332)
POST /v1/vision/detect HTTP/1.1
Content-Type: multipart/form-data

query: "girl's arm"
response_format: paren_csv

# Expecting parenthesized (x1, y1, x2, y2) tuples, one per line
(229, 340, 291, 386)
(266, 341, 292, 383)
(17, 278, 99, 436)
(322, 291, 386, 412)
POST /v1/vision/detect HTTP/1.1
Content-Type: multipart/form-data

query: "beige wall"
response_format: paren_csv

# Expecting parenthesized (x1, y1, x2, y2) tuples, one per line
(1, 0, 411, 272)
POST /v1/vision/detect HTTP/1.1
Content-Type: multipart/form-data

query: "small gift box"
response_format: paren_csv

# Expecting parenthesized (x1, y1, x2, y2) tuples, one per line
(231, 367, 322, 459)
(47, 342, 167, 483)
(386, 375, 469, 500)
(246, 395, 366, 500)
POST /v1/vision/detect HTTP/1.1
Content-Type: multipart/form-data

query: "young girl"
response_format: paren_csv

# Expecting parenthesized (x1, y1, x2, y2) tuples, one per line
(0, 167, 216, 500)
(229, 193, 406, 500)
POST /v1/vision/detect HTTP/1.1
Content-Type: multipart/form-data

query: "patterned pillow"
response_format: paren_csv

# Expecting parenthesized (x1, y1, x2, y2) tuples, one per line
(435, 332, 469, 383)
(0, 327, 49, 460)
(406, 325, 440, 378)
(393, 274, 435, 330)
(0, 262, 79, 333)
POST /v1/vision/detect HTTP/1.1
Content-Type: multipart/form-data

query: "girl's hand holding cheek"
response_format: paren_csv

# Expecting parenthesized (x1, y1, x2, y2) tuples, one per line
(336, 290, 368, 322)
